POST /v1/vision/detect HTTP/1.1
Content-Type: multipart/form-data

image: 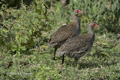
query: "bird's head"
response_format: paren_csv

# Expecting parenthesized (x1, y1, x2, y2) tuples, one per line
(74, 9, 83, 16)
(89, 22, 99, 30)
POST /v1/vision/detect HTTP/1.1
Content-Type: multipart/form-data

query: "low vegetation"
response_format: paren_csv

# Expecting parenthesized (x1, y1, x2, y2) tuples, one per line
(0, 0, 120, 80)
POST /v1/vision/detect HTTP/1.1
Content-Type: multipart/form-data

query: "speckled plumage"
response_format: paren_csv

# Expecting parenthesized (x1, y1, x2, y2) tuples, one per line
(48, 9, 83, 60)
(56, 34, 95, 60)
(48, 22, 80, 48)
(56, 22, 99, 63)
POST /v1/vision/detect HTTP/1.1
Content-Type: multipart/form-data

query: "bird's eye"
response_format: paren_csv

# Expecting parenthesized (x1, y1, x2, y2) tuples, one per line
(75, 10, 80, 13)
(75, 10, 78, 13)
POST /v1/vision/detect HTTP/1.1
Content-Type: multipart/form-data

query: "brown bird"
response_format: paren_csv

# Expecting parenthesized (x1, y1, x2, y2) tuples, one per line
(48, 9, 83, 60)
(56, 22, 99, 64)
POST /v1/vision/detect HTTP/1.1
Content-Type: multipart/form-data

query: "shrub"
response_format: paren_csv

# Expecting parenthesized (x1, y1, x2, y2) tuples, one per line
(0, 0, 51, 54)
(69, 0, 120, 33)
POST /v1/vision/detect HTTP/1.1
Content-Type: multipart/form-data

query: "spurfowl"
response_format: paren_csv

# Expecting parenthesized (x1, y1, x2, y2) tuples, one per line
(56, 22, 99, 64)
(48, 9, 83, 60)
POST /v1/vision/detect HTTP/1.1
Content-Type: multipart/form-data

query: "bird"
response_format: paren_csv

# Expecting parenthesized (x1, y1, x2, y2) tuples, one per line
(48, 9, 83, 60)
(56, 22, 99, 64)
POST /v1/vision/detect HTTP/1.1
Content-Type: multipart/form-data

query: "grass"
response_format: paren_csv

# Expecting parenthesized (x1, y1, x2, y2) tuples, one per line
(0, 50, 120, 80)
(0, 0, 120, 80)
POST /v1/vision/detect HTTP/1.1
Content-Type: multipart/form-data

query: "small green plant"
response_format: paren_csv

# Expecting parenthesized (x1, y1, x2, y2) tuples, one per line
(35, 65, 61, 80)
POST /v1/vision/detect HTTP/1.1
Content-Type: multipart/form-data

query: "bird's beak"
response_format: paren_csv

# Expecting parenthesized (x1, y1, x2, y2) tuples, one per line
(79, 11, 83, 14)
(93, 24, 100, 30)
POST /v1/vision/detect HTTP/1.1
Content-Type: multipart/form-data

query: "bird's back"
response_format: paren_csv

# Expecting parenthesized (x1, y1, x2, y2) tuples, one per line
(48, 22, 80, 47)
(56, 34, 95, 57)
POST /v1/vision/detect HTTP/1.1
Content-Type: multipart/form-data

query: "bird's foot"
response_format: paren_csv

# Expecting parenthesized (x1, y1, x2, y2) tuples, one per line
(61, 62, 64, 65)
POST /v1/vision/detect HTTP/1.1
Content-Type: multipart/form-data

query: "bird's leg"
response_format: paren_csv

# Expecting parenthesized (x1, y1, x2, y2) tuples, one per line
(74, 58, 79, 67)
(53, 47, 57, 60)
(74, 58, 78, 63)
(62, 55, 64, 64)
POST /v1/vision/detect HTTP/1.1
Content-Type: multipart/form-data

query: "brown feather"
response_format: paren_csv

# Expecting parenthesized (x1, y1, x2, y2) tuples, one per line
(48, 22, 80, 47)
(56, 34, 95, 58)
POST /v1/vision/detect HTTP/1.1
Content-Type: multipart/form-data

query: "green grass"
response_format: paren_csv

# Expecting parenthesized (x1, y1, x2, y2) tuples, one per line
(0, 0, 120, 80)
(0, 51, 120, 80)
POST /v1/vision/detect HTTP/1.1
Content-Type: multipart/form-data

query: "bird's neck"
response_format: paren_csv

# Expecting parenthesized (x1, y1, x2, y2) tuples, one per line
(73, 15, 79, 23)
(88, 27, 94, 35)
(88, 28, 95, 43)
(73, 15, 80, 34)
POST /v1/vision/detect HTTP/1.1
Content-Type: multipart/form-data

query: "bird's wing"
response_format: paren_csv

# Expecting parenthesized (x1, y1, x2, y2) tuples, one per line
(56, 34, 93, 56)
(48, 22, 78, 46)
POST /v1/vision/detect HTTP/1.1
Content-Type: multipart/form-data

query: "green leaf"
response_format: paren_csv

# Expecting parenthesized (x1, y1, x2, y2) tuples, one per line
(100, 52, 110, 57)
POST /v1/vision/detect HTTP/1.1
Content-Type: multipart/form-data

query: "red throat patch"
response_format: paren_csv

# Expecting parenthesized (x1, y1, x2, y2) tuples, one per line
(92, 23, 99, 27)
(75, 10, 83, 14)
